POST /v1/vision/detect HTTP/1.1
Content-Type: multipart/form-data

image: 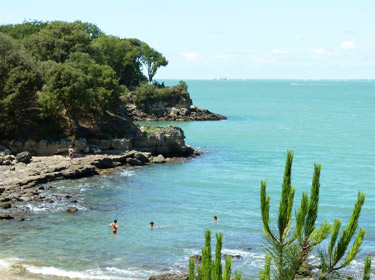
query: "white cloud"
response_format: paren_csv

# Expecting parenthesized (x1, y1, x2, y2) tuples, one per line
(312, 48, 326, 55)
(272, 49, 288, 55)
(340, 41, 355, 49)
(182, 52, 200, 60)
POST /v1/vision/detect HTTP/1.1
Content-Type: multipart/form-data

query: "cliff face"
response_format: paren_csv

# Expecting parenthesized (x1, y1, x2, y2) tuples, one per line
(1, 125, 193, 157)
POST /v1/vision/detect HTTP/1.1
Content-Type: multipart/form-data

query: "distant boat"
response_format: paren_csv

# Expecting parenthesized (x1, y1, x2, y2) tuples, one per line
(218, 77, 227, 80)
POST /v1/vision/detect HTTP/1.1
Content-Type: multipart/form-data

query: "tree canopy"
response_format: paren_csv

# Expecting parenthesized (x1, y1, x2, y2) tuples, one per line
(0, 20, 170, 139)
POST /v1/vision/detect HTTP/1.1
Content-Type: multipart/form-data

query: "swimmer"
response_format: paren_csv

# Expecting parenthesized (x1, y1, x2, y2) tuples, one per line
(213, 216, 219, 222)
(109, 219, 118, 233)
(150, 221, 159, 229)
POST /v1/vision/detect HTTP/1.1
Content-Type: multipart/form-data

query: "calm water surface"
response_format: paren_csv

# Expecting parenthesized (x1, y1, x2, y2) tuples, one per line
(0, 80, 374, 279)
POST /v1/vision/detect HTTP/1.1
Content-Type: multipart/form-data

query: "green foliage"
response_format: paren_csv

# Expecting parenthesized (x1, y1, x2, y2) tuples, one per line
(133, 83, 157, 112)
(39, 54, 121, 134)
(0, 33, 42, 138)
(74, 21, 104, 39)
(0, 20, 170, 139)
(25, 21, 92, 62)
(363, 256, 372, 280)
(139, 43, 168, 83)
(192, 230, 241, 280)
(189, 258, 195, 280)
(259, 255, 271, 280)
(319, 192, 366, 279)
(178, 80, 188, 91)
(0, 20, 48, 39)
(260, 151, 366, 280)
(90, 35, 146, 87)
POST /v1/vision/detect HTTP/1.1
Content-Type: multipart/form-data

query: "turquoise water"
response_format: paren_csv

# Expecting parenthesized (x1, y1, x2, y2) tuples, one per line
(0, 80, 374, 279)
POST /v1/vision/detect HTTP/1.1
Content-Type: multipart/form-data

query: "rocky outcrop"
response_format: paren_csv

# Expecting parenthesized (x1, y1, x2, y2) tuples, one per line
(1, 125, 195, 158)
(127, 104, 226, 121)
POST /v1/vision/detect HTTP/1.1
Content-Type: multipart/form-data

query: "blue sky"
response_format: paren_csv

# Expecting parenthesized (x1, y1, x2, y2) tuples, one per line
(1, 0, 375, 79)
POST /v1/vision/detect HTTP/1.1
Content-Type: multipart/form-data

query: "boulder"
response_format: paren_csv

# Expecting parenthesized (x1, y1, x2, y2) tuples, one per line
(124, 150, 138, 158)
(3, 148, 12, 155)
(0, 203, 12, 209)
(0, 156, 3, 165)
(3, 160, 11, 166)
(126, 158, 143, 166)
(0, 214, 14, 220)
(89, 145, 102, 154)
(4, 155, 15, 161)
(16, 151, 32, 164)
(0, 188, 4, 195)
(148, 273, 189, 280)
(66, 206, 78, 213)
(134, 152, 149, 163)
(93, 158, 114, 169)
(190, 254, 202, 264)
(111, 139, 131, 150)
(152, 154, 166, 163)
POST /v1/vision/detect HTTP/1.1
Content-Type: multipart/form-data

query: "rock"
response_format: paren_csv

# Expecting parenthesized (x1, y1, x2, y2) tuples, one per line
(70, 200, 78, 203)
(0, 202, 12, 209)
(15, 217, 25, 222)
(3, 160, 11, 165)
(89, 145, 102, 154)
(65, 195, 72, 199)
(66, 206, 78, 213)
(152, 154, 166, 163)
(46, 198, 54, 203)
(0, 188, 4, 195)
(223, 254, 241, 259)
(3, 148, 12, 155)
(124, 150, 138, 158)
(0, 214, 14, 220)
(112, 139, 131, 150)
(126, 158, 143, 166)
(0, 197, 11, 203)
(134, 152, 149, 163)
(16, 151, 32, 163)
(0, 156, 3, 165)
(148, 273, 189, 280)
(4, 155, 15, 161)
(93, 158, 114, 169)
(190, 254, 202, 264)
(83, 146, 90, 154)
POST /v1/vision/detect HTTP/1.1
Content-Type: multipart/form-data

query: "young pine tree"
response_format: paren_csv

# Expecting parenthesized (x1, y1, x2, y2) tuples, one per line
(192, 230, 241, 280)
(260, 150, 366, 280)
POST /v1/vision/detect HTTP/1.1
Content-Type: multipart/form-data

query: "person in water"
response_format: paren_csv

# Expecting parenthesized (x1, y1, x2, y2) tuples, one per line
(68, 145, 74, 163)
(150, 221, 157, 229)
(213, 216, 219, 222)
(109, 220, 118, 233)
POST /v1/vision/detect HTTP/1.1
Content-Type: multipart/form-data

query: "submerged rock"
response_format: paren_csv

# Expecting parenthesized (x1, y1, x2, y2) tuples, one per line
(66, 206, 78, 213)
(0, 214, 14, 220)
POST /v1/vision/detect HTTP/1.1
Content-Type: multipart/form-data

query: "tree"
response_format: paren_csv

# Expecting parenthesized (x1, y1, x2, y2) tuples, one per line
(139, 43, 168, 83)
(0, 20, 48, 39)
(90, 35, 146, 87)
(0, 33, 42, 138)
(190, 230, 241, 280)
(25, 21, 91, 62)
(74, 21, 104, 39)
(39, 53, 122, 135)
(260, 151, 366, 280)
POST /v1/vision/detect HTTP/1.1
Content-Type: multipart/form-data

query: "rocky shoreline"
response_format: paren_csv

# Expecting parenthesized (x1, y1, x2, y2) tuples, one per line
(0, 125, 201, 221)
(126, 104, 227, 121)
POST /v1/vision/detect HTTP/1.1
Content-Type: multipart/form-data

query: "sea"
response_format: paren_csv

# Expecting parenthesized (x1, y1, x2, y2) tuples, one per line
(0, 80, 374, 279)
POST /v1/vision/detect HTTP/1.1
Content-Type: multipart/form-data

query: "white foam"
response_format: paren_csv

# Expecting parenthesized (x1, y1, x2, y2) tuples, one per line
(0, 260, 9, 268)
(118, 170, 135, 177)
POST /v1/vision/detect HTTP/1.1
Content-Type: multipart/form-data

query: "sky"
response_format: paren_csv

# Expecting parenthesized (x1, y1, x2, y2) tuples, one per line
(1, 0, 375, 79)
